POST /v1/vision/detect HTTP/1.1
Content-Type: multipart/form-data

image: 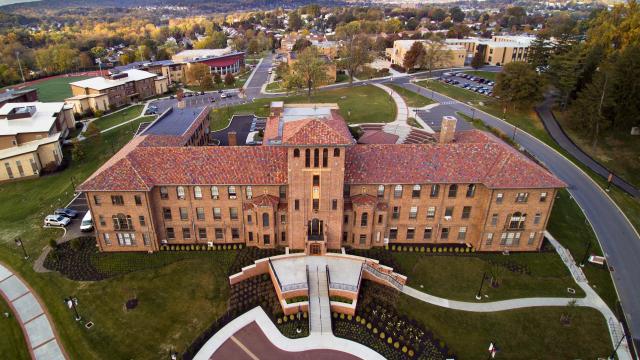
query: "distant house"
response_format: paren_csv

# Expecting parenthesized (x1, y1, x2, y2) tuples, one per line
(66, 69, 168, 115)
(0, 102, 75, 182)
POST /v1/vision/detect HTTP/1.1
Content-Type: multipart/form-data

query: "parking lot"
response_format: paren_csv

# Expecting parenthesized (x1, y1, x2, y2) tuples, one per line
(43, 192, 93, 241)
(149, 90, 247, 114)
(439, 72, 495, 96)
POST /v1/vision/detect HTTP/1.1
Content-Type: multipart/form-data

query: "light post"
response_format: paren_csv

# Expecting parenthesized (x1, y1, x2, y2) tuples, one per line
(475, 271, 486, 300)
(169, 349, 178, 360)
(471, 107, 476, 121)
(64, 297, 81, 321)
(14, 238, 29, 260)
(296, 305, 302, 334)
(609, 333, 625, 360)
(579, 241, 592, 268)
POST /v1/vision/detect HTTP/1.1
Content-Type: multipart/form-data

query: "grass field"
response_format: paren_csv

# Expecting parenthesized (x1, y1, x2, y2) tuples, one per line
(463, 70, 499, 81)
(19, 76, 91, 102)
(388, 84, 434, 108)
(210, 85, 396, 131)
(395, 252, 583, 301)
(92, 105, 145, 131)
(0, 296, 30, 360)
(397, 295, 611, 359)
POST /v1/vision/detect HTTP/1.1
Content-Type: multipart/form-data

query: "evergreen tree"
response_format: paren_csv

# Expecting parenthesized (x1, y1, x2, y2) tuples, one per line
(471, 52, 484, 69)
(494, 62, 543, 109)
(527, 34, 551, 71)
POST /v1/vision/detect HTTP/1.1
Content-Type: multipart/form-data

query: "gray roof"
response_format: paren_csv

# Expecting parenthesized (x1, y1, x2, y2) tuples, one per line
(142, 106, 207, 137)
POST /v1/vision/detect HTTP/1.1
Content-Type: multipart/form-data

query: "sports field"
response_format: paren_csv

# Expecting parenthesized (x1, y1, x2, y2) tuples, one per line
(6, 76, 91, 102)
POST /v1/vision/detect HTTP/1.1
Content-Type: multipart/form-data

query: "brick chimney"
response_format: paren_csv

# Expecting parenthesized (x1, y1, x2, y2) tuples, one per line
(270, 101, 284, 117)
(228, 131, 237, 146)
(439, 116, 457, 144)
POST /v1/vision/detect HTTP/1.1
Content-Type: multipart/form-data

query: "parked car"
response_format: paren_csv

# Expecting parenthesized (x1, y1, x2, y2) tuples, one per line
(220, 93, 228, 99)
(200, 91, 205, 95)
(54, 208, 78, 218)
(44, 215, 71, 227)
(80, 211, 93, 232)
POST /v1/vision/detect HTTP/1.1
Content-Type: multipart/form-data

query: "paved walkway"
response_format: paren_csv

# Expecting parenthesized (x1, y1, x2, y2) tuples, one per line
(307, 265, 331, 334)
(0, 262, 67, 360)
(194, 307, 385, 360)
(536, 94, 640, 198)
(401, 231, 631, 360)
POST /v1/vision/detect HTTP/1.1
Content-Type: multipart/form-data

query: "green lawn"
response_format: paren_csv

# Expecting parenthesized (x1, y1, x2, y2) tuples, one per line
(92, 105, 145, 131)
(388, 84, 434, 108)
(210, 85, 396, 131)
(0, 296, 30, 360)
(397, 295, 612, 359)
(265, 81, 283, 92)
(22, 76, 91, 102)
(394, 252, 583, 301)
(463, 70, 499, 81)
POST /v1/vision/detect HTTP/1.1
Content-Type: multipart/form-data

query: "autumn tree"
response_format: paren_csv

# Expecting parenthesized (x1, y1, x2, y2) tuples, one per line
(224, 72, 235, 86)
(419, 40, 452, 76)
(288, 11, 303, 31)
(287, 46, 328, 100)
(471, 52, 484, 69)
(494, 62, 543, 109)
(403, 41, 426, 70)
(337, 28, 372, 85)
(186, 63, 210, 88)
(213, 72, 222, 88)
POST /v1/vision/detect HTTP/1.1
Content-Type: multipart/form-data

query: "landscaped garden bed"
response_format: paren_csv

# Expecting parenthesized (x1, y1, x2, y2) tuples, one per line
(333, 281, 452, 360)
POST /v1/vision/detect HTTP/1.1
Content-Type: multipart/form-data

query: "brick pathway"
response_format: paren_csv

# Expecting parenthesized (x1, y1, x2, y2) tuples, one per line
(0, 262, 67, 360)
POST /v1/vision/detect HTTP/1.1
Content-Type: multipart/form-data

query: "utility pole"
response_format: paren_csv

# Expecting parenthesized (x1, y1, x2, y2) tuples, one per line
(15, 51, 26, 83)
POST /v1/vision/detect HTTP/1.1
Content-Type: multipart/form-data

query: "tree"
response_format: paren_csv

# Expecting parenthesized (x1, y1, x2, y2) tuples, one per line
(71, 138, 85, 161)
(403, 41, 426, 70)
(186, 63, 210, 87)
(419, 40, 452, 76)
(568, 71, 612, 152)
(450, 7, 465, 23)
(547, 45, 583, 109)
(494, 62, 543, 109)
(287, 46, 328, 100)
(275, 62, 289, 80)
(338, 34, 372, 85)
(471, 52, 484, 69)
(608, 44, 640, 129)
(527, 34, 551, 71)
(213, 72, 222, 88)
(383, 18, 402, 34)
(156, 48, 170, 61)
(288, 12, 303, 31)
(224, 72, 235, 86)
(201, 74, 214, 90)
(292, 38, 312, 52)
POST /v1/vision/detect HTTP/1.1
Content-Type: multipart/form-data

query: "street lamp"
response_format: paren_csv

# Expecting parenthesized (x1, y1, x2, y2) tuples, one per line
(14, 238, 29, 260)
(579, 241, 592, 268)
(64, 297, 81, 321)
(169, 349, 178, 360)
(475, 271, 486, 300)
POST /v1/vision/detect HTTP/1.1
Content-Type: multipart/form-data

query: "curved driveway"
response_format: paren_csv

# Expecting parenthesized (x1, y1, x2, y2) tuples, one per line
(392, 78, 640, 348)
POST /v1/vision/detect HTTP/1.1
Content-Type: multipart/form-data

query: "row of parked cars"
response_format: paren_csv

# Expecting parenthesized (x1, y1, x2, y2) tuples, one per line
(440, 72, 496, 96)
(44, 209, 93, 232)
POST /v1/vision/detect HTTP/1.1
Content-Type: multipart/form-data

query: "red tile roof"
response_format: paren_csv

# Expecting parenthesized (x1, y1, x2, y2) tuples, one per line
(345, 130, 565, 189)
(350, 194, 378, 206)
(358, 130, 399, 144)
(247, 194, 280, 208)
(79, 141, 288, 191)
(281, 111, 354, 146)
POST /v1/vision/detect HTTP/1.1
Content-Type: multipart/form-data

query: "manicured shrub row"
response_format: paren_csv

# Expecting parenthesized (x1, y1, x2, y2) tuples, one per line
(285, 296, 309, 304)
(329, 295, 353, 304)
(332, 281, 453, 360)
(227, 246, 285, 276)
(160, 243, 243, 251)
(275, 312, 309, 339)
(386, 244, 475, 254)
(43, 237, 108, 281)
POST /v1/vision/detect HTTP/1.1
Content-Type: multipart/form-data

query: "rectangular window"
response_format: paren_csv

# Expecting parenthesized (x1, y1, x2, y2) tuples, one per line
(246, 186, 252, 199)
(215, 228, 224, 239)
(392, 206, 400, 219)
(528, 232, 536, 245)
(179, 207, 188, 220)
(448, 185, 458, 198)
(143, 233, 150, 246)
(166, 227, 175, 239)
(342, 232, 348, 243)
(441, 228, 449, 240)
(407, 228, 415, 240)
(389, 228, 398, 240)
(486, 233, 493, 246)
(496, 193, 504, 204)
(313, 175, 320, 186)
(211, 186, 219, 199)
(99, 216, 106, 226)
(457, 227, 467, 240)
(412, 185, 421, 198)
(423, 227, 433, 240)
(163, 208, 172, 220)
(378, 214, 383, 224)
(280, 214, 286, 224)
(279, 186, 287, 200)
(491, 213, 498, 226)
(134, 195, 142, 205)
(160, 187, 169, 199)
(466, 184, 476, 198)
(540, 192, 548, 202)
(229, 207, 238, 220)
(199, 228, 207, 239)
(313, 149, 319, 167)
(139, 216, 146, 226)
(29, 158, 37, 174)
(177, 187, 185, 200)
(409, 206, 418, 219)
(332, 199, 338, 210)
(461, 206, 471, 219)
(263, 234, 271, 245)
(534, 213, 541, 225)
(359, 234, 367, 245)
(430, 184, 440, 198)
(426, 207, 436, 219)
(294, 199, 300, 210)
(322, 148, 328, 167)
(93, 195, 101, 206)
(248, 232, 254, 242)
(305, 149, 311, 167)
(182, 227, 191, 239)
(196, 207, 205, 221)
(444, 207, 453, 217)
(394, 185, 403, 198)
(515, 192, 529, 203)
(343, 184, 350, 198)
(103, 233, 111, 245)
(360, 213, 368, 227)
(312, 199, 319, 210)
(281, 232, 286, 242)
(344, 215, 349, 224)
(111, 195, 124, 205)
(377, 185, 384, 198)
(213, 207, 222, 220)
(247, 214, 253, 224)
(231, 228, 240, 239)
(228, 186, 237, 199)
(194, 186, 203, 199)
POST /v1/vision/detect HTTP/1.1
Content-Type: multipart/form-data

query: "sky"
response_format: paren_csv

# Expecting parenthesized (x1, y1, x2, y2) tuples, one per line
(0, 0, 39, 6)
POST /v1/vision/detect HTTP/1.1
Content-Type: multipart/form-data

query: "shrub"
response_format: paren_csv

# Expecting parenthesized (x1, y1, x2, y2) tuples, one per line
(387, 337, 393, 344)
(367, 322, 372, 329)
(283, 315, 288, 322)
(380, 332, 385, 339)
(70, 238, 82, 251)
(394, 341, 400, 349)
(340, 313, 345, 320)
(409, 246, 414, 252)
(361, 318, 366, 325)
(408, 349, 414, 357)
(333, 312, 338, 318)
(454, 247, 459, 253)
(437, 247, 442, 253)
(402, 346, 408, 353)
(426, 247, 431, 253)
(373, 328, 378, 334)
(277, 318, 282, 324)
(347, 314, 352, 321)
(49, 239, 58, 249)
(356, 315, 361, 322)
(391, 245, 396, 251)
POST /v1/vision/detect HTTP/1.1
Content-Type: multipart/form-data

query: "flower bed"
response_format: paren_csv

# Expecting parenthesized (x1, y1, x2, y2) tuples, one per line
(330, 296, 353, 304)
(43, 237, 107, 281)
(332, 281, 453, 360)
(285, 296, 309, 304)
(227, 246, 285, 276)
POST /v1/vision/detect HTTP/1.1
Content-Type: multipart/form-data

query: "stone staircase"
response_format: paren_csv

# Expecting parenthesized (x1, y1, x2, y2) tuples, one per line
(382, 123, 412, 144)
(308, 265, 332, 334)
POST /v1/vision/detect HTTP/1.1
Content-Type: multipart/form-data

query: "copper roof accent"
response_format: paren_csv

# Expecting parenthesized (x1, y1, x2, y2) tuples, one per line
(350, 194, 378, 206)
(247, 194, 280, 208)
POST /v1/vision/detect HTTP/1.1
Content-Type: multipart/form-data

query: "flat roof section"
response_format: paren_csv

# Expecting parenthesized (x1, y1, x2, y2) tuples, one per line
(142, 106, 207, 137)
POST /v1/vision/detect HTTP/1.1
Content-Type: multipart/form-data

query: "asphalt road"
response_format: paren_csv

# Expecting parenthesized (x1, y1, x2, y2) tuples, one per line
(393, 77, 640, 348)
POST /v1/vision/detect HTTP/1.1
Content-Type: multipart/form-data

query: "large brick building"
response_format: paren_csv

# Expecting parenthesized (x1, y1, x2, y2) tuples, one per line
(79, 103, 564, 254)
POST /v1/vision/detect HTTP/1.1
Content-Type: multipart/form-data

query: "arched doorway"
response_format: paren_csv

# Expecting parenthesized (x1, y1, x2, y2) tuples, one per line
(307, 218, 324, 240)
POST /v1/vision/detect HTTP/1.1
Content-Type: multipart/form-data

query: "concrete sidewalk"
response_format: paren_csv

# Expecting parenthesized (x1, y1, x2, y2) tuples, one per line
(0, 262, 67, 360)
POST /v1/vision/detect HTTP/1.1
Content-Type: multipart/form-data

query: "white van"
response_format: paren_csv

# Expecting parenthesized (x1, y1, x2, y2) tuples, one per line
(80, 211, 93, 232)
